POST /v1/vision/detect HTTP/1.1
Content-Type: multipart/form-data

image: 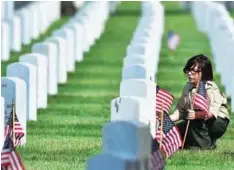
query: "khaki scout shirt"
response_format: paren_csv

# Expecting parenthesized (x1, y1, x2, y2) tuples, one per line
(173, 81, 229, 120)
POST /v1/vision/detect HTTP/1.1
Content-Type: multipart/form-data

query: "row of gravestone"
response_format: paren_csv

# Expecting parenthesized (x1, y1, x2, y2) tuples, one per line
(180, 1, 234, 11)
(0, 1, 121, 151)
(86, 2, 165, 170)
(191, 1, 234, 113)
(1, 1, 61, 61)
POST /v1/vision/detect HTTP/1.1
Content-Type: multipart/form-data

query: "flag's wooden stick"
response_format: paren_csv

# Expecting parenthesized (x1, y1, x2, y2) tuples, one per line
(182, 81, 200, 149)
(12, 99, 15, 148)
(159, 103, 164, 149)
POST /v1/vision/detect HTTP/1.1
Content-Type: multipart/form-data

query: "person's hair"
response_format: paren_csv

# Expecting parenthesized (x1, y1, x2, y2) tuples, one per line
(183, 54, 213, 81)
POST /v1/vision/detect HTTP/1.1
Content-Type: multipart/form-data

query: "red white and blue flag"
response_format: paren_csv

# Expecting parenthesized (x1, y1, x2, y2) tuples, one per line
(1, 135, 25, 170)
(155, 86, 182, 158)
(167, 30, 180, 51)
(156, 112, 182, 158)
(4, 107, 24, 147)
(156, 86, 174, 114)
(193, 81, 210, 113)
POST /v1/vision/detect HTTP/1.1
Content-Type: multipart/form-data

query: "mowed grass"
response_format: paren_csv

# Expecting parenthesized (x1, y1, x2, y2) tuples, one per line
(1, 2, 141, 170)
(159, 2, 234, 170)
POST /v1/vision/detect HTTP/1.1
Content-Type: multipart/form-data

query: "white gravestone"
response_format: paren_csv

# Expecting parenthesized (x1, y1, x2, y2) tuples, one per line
(19, 53, 48, 109)
(97, 16, 103, 40)
(132, 31, 150, 44)
(87, 121, 151, 170)
(120, 79, 156, 139)
(7, 63, 37, 121)
(31, 2, 41, 38)
(127, 44, 149, 58)
(122, 64, 153, 81)
(232, 69, 234, 113)
(10, 15, 22, 52)
(82, 16, 91, 53)
(3, 1, 14, 20)
(90, 9, 99, 42)
(1, 22, 10, 61)
(1, 77, 27, 145)
(39, 2, 47, 33)
(65, 22, 83, 62)
(123, 55, 149, 68)
(94, 14, 102, 41)
(16, 8, 30, 45)
(86, 15, 95, 48)
(47, 2, 53, 28)
(74, 17, 87, 53)
(53, 28, 75, 72)
(1, 97, 5, 149)
(123, 56, 154, 81)
(44, 3, 51, 31)
(92, 10, 101, 44)
(63, 27, 76, 70)
(111, 96, 149, 126)
(46, 36, 67, 84)
(32, 42, 58, 95)
(223, 38, 234, 97)
(71, 19, 84, 61)
(1, 1, 5, 20)
(28, 4, 39, 39)
(55, 1, 61, 20)
(75, 21, 84, 62)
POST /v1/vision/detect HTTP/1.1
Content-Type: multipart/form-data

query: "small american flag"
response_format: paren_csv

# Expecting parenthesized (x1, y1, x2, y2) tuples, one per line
(167, 30, 180, 51)
(1, 135, 25, 170)
(193, 81, 209, 113)
(5, 106, 24, 147)
(156, 86, 174, 114)
(156, 112, 182, 158)
(151, 137, 165, 170)
(155, 86, 182, 158)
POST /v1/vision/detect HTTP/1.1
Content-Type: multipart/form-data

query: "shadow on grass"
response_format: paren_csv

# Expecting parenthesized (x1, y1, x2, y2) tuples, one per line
(223, 151, 234, 160)
(27, 123, 104, 138)
(165, 9, 190, 15)
(47, 95, 113, 105)
(113, 9, 141, 17)
(114, 7, 191, 17)
(19, 147, 101, 162)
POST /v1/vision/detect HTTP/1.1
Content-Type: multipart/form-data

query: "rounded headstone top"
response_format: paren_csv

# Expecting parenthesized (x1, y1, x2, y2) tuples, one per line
(2, 76, 27, 86)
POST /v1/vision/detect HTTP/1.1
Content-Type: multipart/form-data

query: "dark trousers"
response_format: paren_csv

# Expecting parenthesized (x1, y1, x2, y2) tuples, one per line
(207, 117, 229, 147)
(177, 117, 229, 149)
(177, 120, 211, 149)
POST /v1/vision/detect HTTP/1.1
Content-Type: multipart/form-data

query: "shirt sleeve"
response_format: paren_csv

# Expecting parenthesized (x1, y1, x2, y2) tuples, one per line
(208, 87, 223, 118)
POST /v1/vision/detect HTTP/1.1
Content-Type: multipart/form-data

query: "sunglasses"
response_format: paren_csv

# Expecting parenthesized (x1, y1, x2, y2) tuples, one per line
(184, 69, 201, 75)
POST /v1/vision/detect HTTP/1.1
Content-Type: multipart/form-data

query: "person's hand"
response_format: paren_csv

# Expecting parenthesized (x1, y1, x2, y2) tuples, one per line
(187, 109, 196, 120)
(156, 111, 162, 121)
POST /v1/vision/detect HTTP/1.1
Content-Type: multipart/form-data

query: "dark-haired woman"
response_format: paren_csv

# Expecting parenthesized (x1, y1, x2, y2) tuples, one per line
(170, 54, 230, 149)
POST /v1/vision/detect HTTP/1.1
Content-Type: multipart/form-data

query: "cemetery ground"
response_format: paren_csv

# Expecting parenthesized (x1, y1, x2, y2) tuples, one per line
(1, 2, 234, 170)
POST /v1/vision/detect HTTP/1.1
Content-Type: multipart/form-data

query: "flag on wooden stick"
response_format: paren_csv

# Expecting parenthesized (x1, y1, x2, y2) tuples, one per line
(155, 86, 182, 158)
(4, 101, 24, 147)
(1, 135, 25, 170)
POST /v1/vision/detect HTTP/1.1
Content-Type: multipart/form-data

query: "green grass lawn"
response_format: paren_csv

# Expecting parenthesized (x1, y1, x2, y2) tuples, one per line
(1, 2, 233, 170)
